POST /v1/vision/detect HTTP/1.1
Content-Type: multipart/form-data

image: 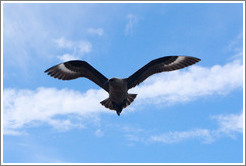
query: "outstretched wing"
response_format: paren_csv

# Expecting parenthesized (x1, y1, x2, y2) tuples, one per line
(45, 60, 109, 92)
(126, 56, 201, 89)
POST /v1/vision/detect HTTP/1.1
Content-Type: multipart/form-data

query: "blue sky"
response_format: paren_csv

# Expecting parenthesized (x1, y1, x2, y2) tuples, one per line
(2, 2, 244, 164)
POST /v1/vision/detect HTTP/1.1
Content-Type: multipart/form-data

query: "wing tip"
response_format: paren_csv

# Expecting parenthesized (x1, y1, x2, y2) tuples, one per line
(44, 69, 49, 73)
(193, 57, 201, 62)
(44, 65, 57, 74)
(184, 56, 201, 64)
(44, 63, 82, 81)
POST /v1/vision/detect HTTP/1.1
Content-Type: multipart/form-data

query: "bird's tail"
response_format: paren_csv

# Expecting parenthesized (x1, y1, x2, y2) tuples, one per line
(100, 94, 137, 116)
(122, 94, 137, 108)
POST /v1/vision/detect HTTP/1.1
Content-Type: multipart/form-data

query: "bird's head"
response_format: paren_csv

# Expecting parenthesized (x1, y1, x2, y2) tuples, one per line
(109, 78, 117, 83)
(108, 78, 124, 88)
(103, 78, 116, 90)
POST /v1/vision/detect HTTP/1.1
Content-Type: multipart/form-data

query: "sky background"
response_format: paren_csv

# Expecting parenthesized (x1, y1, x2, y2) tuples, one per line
(2, 2, 244, 163)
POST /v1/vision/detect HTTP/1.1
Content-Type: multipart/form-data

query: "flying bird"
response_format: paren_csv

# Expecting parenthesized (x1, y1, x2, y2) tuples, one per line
(45, 56, 201, 116)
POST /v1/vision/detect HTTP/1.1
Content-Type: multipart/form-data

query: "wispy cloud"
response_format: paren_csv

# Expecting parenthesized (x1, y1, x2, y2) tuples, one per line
(54, 37, 92, 62)
(78, 40, 92, 54)
(227, 32, 243, 53)
(57, 53, 78, 62)
(94, 129, 104, 137)
(125, 14, 138, 35)
(122, 111, 243, 144)
(3, 4, 52, 72)
(150, 129, 213, 144)
(54, 37, 73, 49)
(47, 118, 85, 132)
(149, 111, 243, 144)
(87, 28, 104, 36)
(212, 112, 244, 134)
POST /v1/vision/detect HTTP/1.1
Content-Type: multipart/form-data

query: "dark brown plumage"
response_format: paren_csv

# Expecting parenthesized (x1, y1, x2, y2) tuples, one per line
(45, 56, 201, 116)
(126, 56, 201, 89)
(45, 60, 109, 92)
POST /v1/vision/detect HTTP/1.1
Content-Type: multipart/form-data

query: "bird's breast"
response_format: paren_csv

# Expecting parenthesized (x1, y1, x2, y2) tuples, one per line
(109, 83, 127, 103)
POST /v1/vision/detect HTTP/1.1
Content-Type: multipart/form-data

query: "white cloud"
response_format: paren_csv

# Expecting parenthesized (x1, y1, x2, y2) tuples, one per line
(58, 53, 78, 62)
(130, 56, 243, 106)
(3, 87, 109, 135)
(87, 28, 104, 36)
(125, 14, 138, 35)
(54, 37, 73, 49)
(78, 40, 92, 54)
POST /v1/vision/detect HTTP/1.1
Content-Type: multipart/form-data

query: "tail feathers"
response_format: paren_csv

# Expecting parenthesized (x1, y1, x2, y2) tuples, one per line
(100, 94, 137, 116)
(100, 98, 123, 116)
(122, 94, 137, 108)
(100, 98, 115, 111)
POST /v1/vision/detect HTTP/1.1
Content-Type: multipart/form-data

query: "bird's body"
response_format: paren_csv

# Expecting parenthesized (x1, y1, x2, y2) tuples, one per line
(45, 56, 201, 116)
(108, 78, 127, 103)
(101, 78, 137, 115)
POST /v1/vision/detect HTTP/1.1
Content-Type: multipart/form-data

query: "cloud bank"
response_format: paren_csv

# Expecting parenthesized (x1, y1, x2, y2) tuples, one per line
(3, 87, 108, 135)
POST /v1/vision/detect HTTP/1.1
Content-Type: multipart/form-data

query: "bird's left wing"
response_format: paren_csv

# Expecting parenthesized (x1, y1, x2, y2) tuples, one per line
(45, 60, 109, 92)
(126, 56, 201, 89)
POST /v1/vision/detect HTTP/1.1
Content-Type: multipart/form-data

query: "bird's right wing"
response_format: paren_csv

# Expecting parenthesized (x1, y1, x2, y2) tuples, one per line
(126, 56, 201, 89)
(45, 60, 109, 92)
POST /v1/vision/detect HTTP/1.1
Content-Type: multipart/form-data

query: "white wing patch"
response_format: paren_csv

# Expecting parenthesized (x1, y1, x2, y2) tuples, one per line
(168, 56, 186, 66)
(58, 63, 77, 74)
